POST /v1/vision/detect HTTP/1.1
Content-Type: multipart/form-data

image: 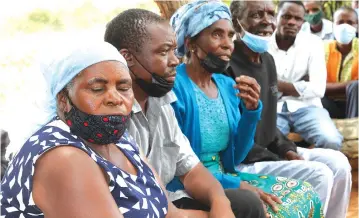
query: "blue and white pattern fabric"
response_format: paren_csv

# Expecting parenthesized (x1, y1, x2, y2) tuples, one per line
(1, 118, 168, 218)
(170, 0, 232, 57)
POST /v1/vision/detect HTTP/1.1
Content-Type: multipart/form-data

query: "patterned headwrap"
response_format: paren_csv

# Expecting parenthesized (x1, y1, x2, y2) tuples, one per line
(170, 0, 231, 57)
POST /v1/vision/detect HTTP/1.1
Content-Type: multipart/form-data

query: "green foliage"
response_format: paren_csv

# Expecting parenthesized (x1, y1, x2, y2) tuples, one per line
(322, 1, 352, 21)
(6, 9, 64, 34)
(223, 0, 231, 7)
(1, 1, 158, 37)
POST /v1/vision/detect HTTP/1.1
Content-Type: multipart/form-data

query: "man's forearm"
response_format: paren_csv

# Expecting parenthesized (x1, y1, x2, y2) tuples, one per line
(143, 157, 208, 218)
(180, 163, 230, 207)
(325, 82, 350, 97)
(278, 81, 300, 97)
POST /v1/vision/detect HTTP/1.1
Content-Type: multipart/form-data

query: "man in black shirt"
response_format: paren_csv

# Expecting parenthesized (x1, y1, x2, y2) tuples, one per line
(228, 1, 352, 217)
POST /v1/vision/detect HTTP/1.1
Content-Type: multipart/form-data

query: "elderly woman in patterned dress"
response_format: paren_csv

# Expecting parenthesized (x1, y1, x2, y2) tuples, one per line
(0, 41, 174, 218)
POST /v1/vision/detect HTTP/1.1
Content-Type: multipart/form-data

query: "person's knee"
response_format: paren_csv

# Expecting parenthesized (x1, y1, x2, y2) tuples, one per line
(306, 162, 334, 194)
(315, 133, 343, 150)
(310, 162, 334, 181)
(329, 151, 352, 178)
(225, 189, 266, 218)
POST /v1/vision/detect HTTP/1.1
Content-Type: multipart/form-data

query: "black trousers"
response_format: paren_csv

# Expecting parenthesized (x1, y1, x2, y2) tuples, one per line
(173, 189, 266, 218)
(322, 81, 358, 119)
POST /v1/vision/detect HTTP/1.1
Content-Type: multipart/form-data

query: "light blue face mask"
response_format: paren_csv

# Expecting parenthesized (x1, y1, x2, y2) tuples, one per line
(333, 23, 357, 45)
(237, 19, 271, 54)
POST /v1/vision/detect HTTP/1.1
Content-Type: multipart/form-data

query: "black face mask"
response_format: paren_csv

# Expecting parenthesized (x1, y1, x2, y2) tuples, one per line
(64, 99, 131, 145)
(195, 45, 230, 73)
(131, 55, 174, 97)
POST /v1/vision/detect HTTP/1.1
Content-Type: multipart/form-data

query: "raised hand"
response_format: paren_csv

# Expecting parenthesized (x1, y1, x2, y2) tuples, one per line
(234, 76, 261, 110)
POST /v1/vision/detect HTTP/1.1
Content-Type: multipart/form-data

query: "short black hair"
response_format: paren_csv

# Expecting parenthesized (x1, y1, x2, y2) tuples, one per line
(230, 1, 248, 21)
(278, 1, 305, 11)
(303, 1, 323, 9)
(334, 6, 358, 22)
(104, 9, 166, 53)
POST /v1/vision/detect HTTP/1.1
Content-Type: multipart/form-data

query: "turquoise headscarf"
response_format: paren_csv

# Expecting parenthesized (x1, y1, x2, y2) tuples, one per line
(170, 0, 232, 57)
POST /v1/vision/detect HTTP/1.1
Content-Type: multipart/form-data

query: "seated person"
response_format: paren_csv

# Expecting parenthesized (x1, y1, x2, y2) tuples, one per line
(268, 1, 343, 151)
(169, 1, 323, 217)
(1, 42, 171, 218)
(105, 8, 265, 218)
(322, 6, 358, 119)
(228, 1, 352, 218)
(301, 1, 333, 40)
(1, 130, 10, 180)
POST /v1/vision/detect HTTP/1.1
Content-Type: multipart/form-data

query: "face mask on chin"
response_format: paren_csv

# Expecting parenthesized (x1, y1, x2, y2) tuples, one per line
(236, 19, 271, 54)
(130, 55, 174, 97)
(64, 98, 131, 145)
(193, 44, 230, 73)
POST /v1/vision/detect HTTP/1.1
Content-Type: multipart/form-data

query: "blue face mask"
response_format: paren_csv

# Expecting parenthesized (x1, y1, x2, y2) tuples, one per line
(237, 19, 271, 54)
(333, 23, 357, 45)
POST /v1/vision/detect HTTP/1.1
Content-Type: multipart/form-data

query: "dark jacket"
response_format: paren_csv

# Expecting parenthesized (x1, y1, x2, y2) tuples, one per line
(225, 43, 297, 164)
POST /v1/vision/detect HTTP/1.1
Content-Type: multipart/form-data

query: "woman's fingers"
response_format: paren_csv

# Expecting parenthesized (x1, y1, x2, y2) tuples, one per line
(270, 194, 282, 204)
(236, 85, 260, 100)
(259, 192, 279, 213)
(237, 93, 259, 106)
(235, 76, 261, 95)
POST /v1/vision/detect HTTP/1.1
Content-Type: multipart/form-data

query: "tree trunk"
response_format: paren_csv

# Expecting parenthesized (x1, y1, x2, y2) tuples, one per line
(154, 1, 189, 20)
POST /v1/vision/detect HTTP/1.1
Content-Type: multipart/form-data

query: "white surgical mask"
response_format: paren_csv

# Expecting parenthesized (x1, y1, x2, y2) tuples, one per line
(333, 23, 357, 45)
(236, 19, 271, 53)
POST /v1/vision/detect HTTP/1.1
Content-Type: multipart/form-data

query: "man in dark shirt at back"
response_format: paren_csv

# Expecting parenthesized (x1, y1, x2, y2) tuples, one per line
(227, 1, 352, 217)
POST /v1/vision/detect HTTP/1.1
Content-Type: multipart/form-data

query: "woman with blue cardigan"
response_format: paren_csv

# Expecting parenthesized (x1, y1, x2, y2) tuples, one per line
(168, 1, 323, 217)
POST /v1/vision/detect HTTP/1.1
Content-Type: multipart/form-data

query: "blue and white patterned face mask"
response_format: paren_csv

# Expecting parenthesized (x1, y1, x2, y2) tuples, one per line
(333, 23, 357, 45)
(237, 19, 271, 54)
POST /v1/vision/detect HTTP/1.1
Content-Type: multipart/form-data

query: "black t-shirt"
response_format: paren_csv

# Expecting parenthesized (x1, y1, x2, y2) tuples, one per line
(225, 43, 296, 163)
(227, 44, 278, 146)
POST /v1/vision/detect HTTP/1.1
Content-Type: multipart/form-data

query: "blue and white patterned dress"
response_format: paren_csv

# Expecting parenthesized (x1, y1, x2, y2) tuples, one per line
(1, 117, 168, 218)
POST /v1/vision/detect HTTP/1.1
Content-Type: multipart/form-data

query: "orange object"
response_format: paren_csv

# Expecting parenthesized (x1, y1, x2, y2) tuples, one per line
(325, 38, 358, 83)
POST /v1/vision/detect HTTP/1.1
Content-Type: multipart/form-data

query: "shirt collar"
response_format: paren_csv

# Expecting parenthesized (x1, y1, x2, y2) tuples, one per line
(321, 19, 333, 36)
(270, 31, 300, 51)
(132, 90, 177, 114)
(302, 19, 333, 38)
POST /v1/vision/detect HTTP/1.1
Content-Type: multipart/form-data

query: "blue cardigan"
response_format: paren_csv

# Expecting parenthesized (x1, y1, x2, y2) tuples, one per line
(167, 63, 262, 191)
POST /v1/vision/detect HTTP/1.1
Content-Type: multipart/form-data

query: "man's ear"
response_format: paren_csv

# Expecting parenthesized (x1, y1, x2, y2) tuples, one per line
(119, 49, 135, 67)
(232, 18, 240, 32)
(233, 18, 244, 36)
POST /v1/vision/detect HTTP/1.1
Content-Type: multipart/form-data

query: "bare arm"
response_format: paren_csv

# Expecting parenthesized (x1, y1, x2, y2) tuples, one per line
(179, 163, 234, 218)
(32, 146, 123, 218)
(279, 37, 327, 99)
(325, 82, 351, 97)
(278, 81, 300, 97)
(140, 151, 208, 218)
